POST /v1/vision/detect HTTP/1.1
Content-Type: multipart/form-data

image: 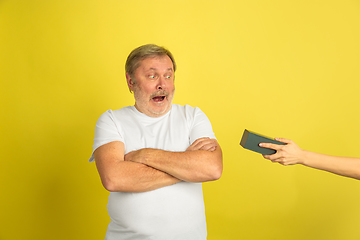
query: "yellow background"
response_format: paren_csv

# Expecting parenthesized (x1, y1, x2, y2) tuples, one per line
(1, 1, 360, 239)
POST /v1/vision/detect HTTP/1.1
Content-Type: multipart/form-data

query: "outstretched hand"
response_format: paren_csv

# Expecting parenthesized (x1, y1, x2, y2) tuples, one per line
(260, 138, 305, 166)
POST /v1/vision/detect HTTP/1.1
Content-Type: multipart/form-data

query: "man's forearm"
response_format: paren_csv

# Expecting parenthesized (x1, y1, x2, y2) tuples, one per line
(97, 160, 181, 192)
(94, 141, 181, 193)
(125, 146, 223, 183)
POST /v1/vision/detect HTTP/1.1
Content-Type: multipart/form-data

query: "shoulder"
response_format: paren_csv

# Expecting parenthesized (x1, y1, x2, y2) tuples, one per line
(94, 107, 136, 130)
(172, 104, 204, 116)
(171, 104, 210, 129)
(98, 106, 133, 120)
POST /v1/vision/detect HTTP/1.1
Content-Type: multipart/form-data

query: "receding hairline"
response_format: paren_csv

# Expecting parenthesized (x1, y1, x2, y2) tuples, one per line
(125, 44, 176, 76)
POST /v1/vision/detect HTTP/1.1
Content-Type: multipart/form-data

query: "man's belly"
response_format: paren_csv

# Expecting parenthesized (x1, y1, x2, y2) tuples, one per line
(107, 181, 206, 237)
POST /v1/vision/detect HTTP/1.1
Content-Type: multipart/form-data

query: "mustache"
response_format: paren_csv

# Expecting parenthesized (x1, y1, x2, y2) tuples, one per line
(150, 91, 169, 99)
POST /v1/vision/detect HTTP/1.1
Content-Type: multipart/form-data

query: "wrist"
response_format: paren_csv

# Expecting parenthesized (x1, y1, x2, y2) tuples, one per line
(300, 150, 310, 166)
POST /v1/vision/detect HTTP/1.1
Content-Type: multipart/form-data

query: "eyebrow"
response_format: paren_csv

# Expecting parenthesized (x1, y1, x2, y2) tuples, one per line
(148, 67, 173, 71)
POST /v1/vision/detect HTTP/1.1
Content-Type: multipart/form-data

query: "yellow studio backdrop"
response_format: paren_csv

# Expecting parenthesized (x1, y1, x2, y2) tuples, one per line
(1, 0, 360, 239)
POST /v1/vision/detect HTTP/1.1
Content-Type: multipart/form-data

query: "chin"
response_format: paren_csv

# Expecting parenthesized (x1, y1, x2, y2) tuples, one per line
(149, 105, 171, 117)
(150, 109, 168, 116)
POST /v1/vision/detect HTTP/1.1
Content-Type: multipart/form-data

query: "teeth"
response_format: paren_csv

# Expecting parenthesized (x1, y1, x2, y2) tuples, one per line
(153, 96, 164, 102)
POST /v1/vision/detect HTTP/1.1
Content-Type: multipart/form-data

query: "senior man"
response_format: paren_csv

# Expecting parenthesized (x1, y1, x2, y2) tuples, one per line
(89, 44, 223, 240)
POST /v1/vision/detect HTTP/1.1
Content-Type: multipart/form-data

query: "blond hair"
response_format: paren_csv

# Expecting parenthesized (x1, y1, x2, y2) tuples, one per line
(125, 44, 176, 77)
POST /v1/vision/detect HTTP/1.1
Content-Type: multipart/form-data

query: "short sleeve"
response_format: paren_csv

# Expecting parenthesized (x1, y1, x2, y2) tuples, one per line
(89, 110, 124, 162)
(188, 106, 216, 144)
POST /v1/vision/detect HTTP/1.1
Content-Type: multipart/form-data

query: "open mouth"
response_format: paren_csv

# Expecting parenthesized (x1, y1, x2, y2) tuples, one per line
(152, 96, 165, 102)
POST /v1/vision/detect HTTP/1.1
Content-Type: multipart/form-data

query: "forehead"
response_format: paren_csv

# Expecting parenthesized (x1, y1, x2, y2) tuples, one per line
(137, 55, 174, 72)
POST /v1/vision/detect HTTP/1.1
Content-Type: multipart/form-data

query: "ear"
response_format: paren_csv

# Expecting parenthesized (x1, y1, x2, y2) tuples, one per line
(126, 73, 134, 92)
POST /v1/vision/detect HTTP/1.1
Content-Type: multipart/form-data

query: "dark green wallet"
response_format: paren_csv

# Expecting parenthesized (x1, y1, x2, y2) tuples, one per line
(240, 129, 286, 155)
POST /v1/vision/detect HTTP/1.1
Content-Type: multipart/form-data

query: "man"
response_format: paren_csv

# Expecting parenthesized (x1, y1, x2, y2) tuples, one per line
(260, 138, 360, 180)
(89, 44, 223, 239)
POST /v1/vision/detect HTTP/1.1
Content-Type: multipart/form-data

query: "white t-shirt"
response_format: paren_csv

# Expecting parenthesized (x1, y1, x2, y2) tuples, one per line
(90, 104, 216, 240)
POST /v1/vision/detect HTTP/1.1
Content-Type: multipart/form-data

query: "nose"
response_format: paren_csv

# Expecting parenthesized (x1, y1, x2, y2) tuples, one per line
(156, 77, 166, 90)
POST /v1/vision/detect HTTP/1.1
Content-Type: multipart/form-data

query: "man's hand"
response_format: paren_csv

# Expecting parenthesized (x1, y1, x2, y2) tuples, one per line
(186, 137, 218, 152)
(124, 148, 149, 165)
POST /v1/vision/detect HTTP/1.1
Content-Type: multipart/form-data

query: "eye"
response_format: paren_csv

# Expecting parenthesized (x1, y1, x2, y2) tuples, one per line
(165, 75, 172, 79)
(149, 75, 156, 79)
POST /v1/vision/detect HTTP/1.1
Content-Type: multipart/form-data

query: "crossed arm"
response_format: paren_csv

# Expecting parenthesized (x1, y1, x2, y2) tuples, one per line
(260, 138, 360, 180)
(94, 137, 223, 192)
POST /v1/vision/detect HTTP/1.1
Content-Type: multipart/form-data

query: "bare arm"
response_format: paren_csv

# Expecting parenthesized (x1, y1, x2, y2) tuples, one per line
(125, 137, 223, 183)
(260, 138, 360, 180)
(94, 141, 181, 193)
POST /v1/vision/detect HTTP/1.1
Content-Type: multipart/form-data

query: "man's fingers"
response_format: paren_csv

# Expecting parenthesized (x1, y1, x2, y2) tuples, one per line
(187, 138, 217, 151)
(191, 137, 210, 147)
(199, 142, 217, 151)
(196, 140, 217, 151)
